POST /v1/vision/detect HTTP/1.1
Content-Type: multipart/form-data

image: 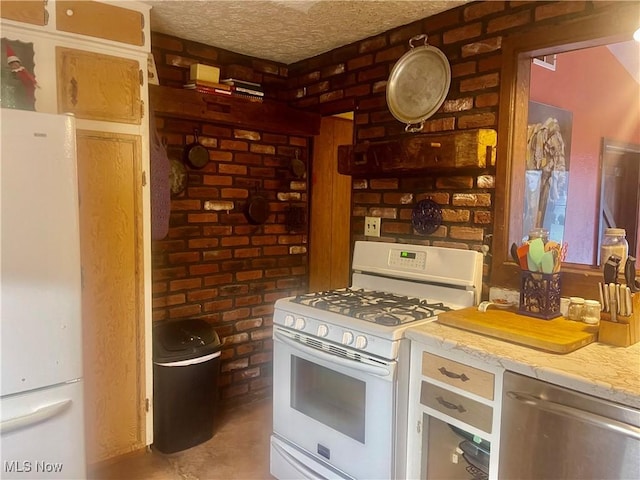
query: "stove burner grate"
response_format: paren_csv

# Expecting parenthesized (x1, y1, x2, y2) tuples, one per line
(291, 288, 451, 326)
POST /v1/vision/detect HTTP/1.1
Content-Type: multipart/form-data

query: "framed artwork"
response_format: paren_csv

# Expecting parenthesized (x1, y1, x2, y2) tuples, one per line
(1, 38, 37, 111)
(523, 101, 573, 242)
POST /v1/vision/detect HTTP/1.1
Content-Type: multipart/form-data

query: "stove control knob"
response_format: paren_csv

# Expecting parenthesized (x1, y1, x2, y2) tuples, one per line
(342, 331, 354, 345)
(317, 324, 329, 337)
(294, 317, 306, 330)
(355, 335, 368, 349)
(284, 315, 294, 327)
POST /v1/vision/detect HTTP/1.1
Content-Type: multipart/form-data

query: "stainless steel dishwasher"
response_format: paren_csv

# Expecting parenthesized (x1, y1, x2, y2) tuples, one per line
(499, 371, 640, 479)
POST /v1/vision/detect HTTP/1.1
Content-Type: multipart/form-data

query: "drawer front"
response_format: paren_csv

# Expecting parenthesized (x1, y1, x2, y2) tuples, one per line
(422, 351, 494, 400)
(56, 1, 145, 47)
(1, 0, 47, 25)
(420, 381, 493, 433)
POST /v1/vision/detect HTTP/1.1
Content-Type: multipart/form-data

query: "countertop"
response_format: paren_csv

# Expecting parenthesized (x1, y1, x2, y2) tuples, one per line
(406, 321, 640, 409)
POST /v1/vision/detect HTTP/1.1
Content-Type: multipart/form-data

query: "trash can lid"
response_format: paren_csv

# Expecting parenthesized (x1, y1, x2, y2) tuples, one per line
(153, 319, 222, 363)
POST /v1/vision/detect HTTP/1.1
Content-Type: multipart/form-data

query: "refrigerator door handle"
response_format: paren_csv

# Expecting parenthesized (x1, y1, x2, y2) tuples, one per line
(1, 399, 72, 435)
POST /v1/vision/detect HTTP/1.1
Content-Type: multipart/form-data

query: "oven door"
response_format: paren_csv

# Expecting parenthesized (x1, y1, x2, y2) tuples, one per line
(272, 326, 397, 480)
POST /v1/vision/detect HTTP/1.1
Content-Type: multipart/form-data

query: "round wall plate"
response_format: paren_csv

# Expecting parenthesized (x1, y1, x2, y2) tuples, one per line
(412, 199, 442, 235)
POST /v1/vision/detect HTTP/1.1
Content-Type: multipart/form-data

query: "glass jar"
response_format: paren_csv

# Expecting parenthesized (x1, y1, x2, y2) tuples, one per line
(582, 300, 601, 326)
(526, 228, 549, 244)
(600, 228, 628, 269)
(567, 297, 585, 321)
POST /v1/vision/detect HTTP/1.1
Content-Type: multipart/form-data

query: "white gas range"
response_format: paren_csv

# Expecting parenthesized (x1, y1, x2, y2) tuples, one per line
(270, 241, 483, 480)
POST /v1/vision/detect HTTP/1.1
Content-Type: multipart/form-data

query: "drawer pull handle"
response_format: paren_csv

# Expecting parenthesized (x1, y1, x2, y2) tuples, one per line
(70, 77, 78, 106)
(438, 366, 470, 382)
(436, 395, 467, 413)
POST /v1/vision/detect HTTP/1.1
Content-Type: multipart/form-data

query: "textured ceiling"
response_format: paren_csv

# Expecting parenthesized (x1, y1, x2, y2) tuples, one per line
(145, 0, 472, 64)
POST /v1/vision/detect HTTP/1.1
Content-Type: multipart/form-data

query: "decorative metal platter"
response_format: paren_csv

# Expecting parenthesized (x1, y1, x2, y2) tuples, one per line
(386, 34, 451, 133)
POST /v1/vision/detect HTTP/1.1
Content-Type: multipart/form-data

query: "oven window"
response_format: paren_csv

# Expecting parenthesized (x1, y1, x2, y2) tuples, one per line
(290, 356, 366, 443)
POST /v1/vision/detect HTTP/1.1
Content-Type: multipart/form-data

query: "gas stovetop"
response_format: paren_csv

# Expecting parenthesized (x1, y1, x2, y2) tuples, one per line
(273, 241, 483, 359)
(290, 288, 451, 326)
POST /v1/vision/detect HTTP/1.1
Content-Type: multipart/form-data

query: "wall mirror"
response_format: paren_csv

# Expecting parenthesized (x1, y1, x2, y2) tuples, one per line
(491, 5, 640, 298)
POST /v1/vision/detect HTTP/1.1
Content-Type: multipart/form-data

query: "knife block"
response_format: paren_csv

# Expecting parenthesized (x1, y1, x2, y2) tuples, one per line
(599, 293, 640, 347)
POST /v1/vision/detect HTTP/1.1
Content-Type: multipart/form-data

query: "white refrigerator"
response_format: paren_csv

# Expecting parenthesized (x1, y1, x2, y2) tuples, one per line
(1, 109, 86, 479)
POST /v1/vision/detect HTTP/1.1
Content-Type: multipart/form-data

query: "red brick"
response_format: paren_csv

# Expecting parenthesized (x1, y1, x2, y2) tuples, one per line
(464, 1, 505, 21)
(535, 1, 586, 21)
(359, 35, 387, 54)
(443, 23, 482, 44)
(487, 10, 532, 33)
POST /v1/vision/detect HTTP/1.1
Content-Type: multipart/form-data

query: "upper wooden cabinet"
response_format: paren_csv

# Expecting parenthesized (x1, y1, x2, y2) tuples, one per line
(1, 1, 149, 50)
(56, 46, 143, 124)
(0, 1, 47, 25)
(56, 1, 145, 46)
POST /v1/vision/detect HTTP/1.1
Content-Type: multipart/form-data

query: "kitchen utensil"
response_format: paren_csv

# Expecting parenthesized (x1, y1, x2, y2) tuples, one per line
(527, 238, 545, 271)
(184, 129, 209, 169)
(624, 256, 639, 293)
(625, 286, 633, 316)
(603, 283, 610, 313)
(540, 251, 555, 274)
(245, 193, 270, 225)
(437, 307, 597, 353)
(609, 283, 618, 322)
(619, 285, 627, 317)
(510, 243, 520, 265)
(603, 254, 621, 284)
(517, 244, 530, 269)
(386, 34, 451, 133)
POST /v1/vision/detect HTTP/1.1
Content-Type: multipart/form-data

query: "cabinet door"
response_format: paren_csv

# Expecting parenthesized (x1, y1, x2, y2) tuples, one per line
(0, 0, 47, 26)
(76, 130, 146, 464)
(56, 1, 145, 47)
(56, 47, 142, 124)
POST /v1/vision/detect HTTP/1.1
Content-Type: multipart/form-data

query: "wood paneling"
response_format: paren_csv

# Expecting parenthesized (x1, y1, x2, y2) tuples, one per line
(309, 116, 353, 292)
(77, 130, 145, 463)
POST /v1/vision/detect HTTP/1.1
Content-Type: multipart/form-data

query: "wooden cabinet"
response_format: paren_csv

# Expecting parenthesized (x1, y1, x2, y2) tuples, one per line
(1, 0, 152, 466)
(421, 351, 495, 400)
(77, 130, 146, 462)
(56, 47, 143, 124)
(55, 1, 145, 46)
(0, 1, 47, 26)
(407, 343, 503, 479)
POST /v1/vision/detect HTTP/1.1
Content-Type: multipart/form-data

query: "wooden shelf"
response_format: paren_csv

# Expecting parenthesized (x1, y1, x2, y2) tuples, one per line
(337, 129, 496, 177)
(149, 84, 321, 136)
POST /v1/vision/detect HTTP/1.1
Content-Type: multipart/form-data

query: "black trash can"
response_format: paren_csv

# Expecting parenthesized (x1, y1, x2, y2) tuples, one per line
(153, 319, 222, 454)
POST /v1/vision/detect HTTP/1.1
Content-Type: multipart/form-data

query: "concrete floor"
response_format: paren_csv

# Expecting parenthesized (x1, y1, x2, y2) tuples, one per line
(90, 398, 274, 480)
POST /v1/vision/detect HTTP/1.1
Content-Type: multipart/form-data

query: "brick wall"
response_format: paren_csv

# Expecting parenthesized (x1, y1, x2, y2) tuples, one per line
(149, 1, 629, 404)
(150, 33, 309, 404)
(286, 0, 626, 289)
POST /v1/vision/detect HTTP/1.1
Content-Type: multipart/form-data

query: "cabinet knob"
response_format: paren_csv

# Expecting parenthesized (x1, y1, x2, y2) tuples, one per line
(66, 9, 74, 16)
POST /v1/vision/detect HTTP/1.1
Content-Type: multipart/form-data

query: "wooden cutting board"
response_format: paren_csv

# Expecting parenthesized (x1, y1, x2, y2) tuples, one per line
(436, 307, 597, 353)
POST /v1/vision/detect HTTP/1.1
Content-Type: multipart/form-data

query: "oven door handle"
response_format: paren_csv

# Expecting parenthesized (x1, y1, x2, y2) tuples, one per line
(272, 439, 329, 480)
(274, 330, 392, 378)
